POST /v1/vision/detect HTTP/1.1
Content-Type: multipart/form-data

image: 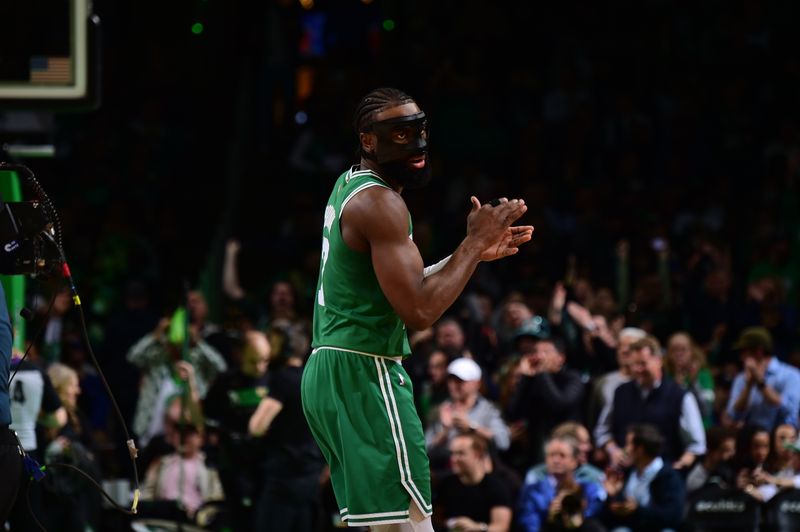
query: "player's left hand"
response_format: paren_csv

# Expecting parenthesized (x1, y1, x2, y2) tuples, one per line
(479, 225, 534, 261)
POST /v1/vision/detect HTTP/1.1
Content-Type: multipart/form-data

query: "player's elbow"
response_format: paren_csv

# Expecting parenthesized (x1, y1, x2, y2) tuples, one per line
(403, 308, 437, 331)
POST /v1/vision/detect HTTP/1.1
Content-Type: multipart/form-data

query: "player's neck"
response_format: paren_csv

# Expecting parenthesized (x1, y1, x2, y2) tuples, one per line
(358, 159, 403, 193)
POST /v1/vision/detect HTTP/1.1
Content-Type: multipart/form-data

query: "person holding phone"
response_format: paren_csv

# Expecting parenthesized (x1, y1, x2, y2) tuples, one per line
(601, 424, 685, 531)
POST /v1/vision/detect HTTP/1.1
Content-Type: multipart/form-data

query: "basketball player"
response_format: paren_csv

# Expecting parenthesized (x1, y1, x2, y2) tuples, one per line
(301, 87, 533, 531)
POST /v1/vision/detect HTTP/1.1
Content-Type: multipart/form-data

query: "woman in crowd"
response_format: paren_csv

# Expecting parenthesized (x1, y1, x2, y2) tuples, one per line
(664, 331, 715, 426)
(41, 363, 101, 532)
(736, 425, 772, 501)
(750, 423, 800, 501)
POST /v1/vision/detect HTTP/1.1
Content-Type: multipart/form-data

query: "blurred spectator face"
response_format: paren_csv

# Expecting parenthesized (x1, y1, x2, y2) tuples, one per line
(630, 346, 662, 389)
(521, 339, 545, 369)
(53, 288, 72, 316)
(533, 340, 565, 372)
(504, 301, 533, 330)
(241, 331, 271, 378)
(624, 431, 634, 459)
(574, 426, 592, 465)
(592, 287, 616, 317)
(166, 396, 187, 425)
(740, 347, 767, 365)
(775, 424, 797, 462)
(435, 320, 465, 356)
(271, 282, 295, 313)
(752, 430, 770, 465)
(624, 431, 645, 465)
(427, 351, 449, 385)
(751, 277, 781, 306)
(60, 373, 81, 410)
(545, 439, 578, 477)
(449, 435, 482, 477)
(573, 278, 594, 306)
(475, 294, 493, 324)
(49, 364, 81, 410)
(616, 332, 642, 372)
(711, 437, 736, 464)
(187, 290, 209, 323)
(181, 428, 204, 458)
(447, 376, 479, 402)
(667, 333, 693, 370)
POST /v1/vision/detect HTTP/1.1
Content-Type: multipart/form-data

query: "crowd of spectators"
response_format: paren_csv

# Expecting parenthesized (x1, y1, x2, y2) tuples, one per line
(4, 1, 800, 531)
(9, 237, 800, 531)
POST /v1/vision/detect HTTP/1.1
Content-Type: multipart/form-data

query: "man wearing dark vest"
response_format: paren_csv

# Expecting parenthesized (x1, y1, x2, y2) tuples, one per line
(594, 336, 706, 469)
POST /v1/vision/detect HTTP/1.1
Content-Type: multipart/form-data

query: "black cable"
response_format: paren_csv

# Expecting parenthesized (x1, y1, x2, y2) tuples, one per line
(7, 288, 57, 385)
(61, 260, 142, 512)
(1, 162, 142, 521)
(0, 162, 63, 251)
(45, 463, 138, 515)
(14, 293, 143, 531)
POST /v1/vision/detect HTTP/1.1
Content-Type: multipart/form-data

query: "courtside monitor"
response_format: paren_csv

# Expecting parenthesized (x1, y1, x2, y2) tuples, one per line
(0, 0, 99, 110)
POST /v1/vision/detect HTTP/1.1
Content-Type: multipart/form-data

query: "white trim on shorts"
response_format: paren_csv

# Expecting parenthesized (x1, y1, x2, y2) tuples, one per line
(374, 357, 433, 517)
(311, 345, 402, 363)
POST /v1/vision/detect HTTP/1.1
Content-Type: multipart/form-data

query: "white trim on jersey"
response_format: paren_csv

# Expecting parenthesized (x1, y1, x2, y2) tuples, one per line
(347, 165, 390, 186)
(340, 181, 388, 217)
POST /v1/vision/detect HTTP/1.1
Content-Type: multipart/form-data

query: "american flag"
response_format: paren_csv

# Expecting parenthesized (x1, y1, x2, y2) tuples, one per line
(29, 56, 72, 84)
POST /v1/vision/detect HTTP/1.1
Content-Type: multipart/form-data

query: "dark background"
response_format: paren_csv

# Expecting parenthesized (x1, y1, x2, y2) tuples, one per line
(2, 0, 799, 350)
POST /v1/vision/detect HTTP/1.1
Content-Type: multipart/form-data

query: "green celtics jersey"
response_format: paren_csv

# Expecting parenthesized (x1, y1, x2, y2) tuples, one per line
(312, 166, 412, 357)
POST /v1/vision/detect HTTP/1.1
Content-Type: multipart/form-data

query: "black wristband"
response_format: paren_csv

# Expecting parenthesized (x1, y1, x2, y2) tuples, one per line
(757, 380, 766, 390)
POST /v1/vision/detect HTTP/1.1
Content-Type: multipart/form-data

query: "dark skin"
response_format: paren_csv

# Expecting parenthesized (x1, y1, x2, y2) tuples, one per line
(344, 102, 534, 330)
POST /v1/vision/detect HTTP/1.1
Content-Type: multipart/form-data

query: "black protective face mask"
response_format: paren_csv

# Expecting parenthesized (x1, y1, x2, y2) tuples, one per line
(363, 112, 431, 189)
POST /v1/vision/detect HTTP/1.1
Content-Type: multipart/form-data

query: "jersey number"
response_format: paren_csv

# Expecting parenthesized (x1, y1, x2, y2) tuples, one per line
(317, 236, 330, 306)
(12, 380, 25, 403)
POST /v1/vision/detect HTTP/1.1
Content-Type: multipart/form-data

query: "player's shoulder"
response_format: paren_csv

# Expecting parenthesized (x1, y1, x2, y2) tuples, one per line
(343, 173, 405, 216)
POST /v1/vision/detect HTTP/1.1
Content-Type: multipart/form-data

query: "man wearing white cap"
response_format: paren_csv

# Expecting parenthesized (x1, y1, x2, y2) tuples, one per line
(425, 358, 510, 466)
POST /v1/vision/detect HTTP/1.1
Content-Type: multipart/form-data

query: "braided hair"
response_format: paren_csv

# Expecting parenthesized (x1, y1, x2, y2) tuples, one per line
(352, 87, 416, 133)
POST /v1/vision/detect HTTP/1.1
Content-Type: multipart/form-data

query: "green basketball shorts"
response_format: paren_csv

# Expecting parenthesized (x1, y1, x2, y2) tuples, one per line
(301, 346, 432, 527)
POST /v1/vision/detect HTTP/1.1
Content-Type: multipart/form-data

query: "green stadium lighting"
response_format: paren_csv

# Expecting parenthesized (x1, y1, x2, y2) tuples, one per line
(382, 19, 395, 31)
(192, 22, 204, 35)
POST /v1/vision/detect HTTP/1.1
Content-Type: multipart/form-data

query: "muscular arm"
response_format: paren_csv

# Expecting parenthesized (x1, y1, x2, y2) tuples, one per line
(343, 188, 527, 330)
